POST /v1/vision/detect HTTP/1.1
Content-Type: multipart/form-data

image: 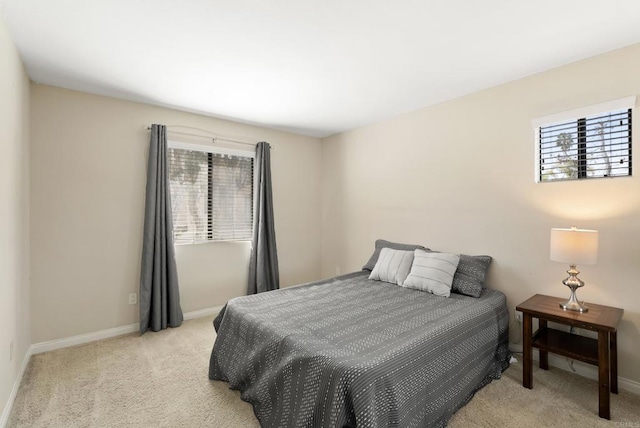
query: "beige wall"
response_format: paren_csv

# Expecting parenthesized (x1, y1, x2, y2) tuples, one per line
(30, 85, 322, 343)
(0, 14, 30, 422)
(321, 43, 640, 383)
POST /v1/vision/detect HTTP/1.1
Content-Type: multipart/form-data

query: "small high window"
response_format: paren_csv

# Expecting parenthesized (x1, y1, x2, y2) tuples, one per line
(534, 98, 634, 182)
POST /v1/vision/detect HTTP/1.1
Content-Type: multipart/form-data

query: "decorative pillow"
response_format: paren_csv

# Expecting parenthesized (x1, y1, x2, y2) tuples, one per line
(403, 249, 460, 297)
(362, 239, 427, 271)
(369, 248, 415, 286)
(451, 255, 493, 297)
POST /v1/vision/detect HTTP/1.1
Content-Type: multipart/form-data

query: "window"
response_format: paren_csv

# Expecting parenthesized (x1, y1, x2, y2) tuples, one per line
(534, 97, 634, 182)
(168, 142, 254, 243)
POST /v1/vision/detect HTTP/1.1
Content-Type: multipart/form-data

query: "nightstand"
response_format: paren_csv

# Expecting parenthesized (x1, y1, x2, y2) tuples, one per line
(516, 294, 624, 420)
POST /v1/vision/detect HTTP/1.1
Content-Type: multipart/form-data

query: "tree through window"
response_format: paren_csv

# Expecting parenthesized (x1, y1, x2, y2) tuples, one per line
(168, 146, 253, 243)
(538, 108, 632, 182)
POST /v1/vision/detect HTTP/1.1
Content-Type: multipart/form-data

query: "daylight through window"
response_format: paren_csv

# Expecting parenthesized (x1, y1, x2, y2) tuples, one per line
(537, 106, 632, 182)
(168, 145, 254, 243)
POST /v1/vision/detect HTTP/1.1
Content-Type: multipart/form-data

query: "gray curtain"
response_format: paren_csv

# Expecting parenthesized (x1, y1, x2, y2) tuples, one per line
(139, 124, 183, 334)
(247, 142, 279, 294)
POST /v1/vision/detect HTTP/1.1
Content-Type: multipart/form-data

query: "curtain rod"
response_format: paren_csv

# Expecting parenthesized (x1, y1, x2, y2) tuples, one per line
(145, 126, 261, 148)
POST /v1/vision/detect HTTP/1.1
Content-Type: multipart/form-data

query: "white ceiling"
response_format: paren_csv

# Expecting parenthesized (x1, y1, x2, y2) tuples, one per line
(3, 1, 640, 137)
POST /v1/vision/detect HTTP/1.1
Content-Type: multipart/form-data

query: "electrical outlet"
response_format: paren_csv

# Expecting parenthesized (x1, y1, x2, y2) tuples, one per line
(9, 341, 14, 362)
(128, 293, 138, 305)
(515, 310, 523, 323)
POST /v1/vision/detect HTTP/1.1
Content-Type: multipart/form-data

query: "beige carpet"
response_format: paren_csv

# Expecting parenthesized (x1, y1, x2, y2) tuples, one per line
(8, 316, 640, 427)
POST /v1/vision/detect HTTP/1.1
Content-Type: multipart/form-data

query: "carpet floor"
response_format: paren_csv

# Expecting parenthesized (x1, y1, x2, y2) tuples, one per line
(7, 315, 640, 427)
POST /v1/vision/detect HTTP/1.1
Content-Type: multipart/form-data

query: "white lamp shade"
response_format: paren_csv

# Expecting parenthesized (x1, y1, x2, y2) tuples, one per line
(550, 227, 598, 265)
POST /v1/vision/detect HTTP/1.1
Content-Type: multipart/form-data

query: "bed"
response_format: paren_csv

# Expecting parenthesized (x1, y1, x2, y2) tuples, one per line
(209, 269, 510, 427)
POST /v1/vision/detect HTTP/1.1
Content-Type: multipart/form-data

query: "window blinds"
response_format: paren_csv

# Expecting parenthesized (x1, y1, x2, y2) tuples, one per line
(168, 147, 253, 243)
(538, 109, 632, 182)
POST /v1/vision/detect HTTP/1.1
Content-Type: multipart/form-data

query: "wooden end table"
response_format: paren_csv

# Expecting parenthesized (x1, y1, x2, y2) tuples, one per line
(516, 294, 623, 420)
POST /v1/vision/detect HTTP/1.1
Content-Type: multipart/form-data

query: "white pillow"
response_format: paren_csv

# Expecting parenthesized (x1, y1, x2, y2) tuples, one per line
(403, 249, 460, 297)
(369, 248, 414, 286)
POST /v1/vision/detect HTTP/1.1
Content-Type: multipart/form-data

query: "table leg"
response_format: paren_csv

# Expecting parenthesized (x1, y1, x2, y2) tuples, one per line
(611, 331, 618, 394)
(598, 330, 610, 419)
(539, 319, 548, 370)
(523, 313, 533, 389)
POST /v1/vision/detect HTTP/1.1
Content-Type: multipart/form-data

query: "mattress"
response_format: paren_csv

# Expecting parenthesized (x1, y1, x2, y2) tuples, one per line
(209, 271, 510, 427)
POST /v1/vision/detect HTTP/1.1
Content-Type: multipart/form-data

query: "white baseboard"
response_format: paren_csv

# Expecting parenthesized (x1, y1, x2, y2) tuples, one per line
(509, 343, 640, 396)
(0, 305, 224, 427)
(30, 305, 223, 355)
(0, 347, 33, 428)
(30, 323, 140, 355)
(183, 305, 223, 321)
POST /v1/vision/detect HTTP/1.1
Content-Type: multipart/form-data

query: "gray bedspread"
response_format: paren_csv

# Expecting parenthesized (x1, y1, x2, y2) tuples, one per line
(209, 271, 510, 427)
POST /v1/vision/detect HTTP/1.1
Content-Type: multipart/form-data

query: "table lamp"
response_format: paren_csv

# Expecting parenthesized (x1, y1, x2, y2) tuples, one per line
(550, 226, 599, 313)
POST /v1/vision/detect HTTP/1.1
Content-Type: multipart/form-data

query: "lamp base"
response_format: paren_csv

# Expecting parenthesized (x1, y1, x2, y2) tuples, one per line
(559, 299, 588, 313)
(560, 265, 588, 313)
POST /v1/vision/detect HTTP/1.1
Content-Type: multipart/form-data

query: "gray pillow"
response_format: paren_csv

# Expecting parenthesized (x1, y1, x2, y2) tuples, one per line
(362, 239, 427, 271)
(451, 254, 493, 298)
(403, 249, 460, 297)
(369, 248, 414, 286)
